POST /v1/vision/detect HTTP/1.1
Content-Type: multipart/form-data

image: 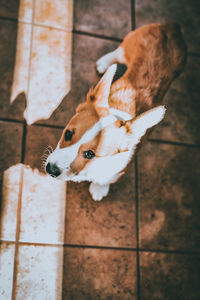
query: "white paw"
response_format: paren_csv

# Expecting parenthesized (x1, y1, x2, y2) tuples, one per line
(89, 183, 110, 201)
(96, 56, 111, 74)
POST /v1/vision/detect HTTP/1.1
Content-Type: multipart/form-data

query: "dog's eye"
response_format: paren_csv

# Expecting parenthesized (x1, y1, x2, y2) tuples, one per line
(65, 130, 73, 141)
(83, 150, 95, 159)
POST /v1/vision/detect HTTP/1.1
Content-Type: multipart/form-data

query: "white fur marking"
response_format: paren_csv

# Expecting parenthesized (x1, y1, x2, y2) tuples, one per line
(89, 183, 110, 201)
(131, 106, 166, 139)
(109, 108, 132, 121)
(96, 47, 126, 74)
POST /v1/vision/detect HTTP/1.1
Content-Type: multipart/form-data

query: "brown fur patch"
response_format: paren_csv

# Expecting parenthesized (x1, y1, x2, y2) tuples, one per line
(113, 23, 187, 116)
(70, 133, 101, 174)
(59, 103, 99, 149)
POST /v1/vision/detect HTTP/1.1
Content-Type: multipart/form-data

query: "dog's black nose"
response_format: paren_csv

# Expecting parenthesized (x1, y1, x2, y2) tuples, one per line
(46, 163, 61, 177)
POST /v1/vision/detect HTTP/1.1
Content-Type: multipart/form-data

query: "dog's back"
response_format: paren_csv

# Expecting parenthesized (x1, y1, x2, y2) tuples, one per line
(109, 23, 187, 115)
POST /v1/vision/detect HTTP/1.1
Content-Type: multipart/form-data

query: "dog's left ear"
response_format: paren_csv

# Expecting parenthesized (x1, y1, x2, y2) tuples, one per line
(87, 64, 117, 108)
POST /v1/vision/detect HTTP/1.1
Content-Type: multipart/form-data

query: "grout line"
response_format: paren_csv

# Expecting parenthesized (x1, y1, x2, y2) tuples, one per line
(11, 0, 36, 298)
(1, 239, 200, 255)
(1, 14, 200, 58)
(31, 22, 72, 32)
(188, 52, 200, 58)
(11, 165, 24, 300)
(130, 1, 141, 298)
(148, 138, 200, 148)
(0, 118, 65, 130)
(72, 29, 122, 42)
(33, 122, 65, 130)
(0, 15, 18, 23)
(0, 240, 16, 245)
(0, 118, 24, 124)
(138, 248, 200, 255)
(0, 15, 122, 42)
(63, 244, 200, 256)
(21, 124, 27, 164)
(0, 16, 123, 49)
(130, 0, 136, 30)
(135, 155, 141, 300)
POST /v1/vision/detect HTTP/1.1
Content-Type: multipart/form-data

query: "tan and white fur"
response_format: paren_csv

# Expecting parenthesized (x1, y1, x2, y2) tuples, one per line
(45, 23, 187, 201)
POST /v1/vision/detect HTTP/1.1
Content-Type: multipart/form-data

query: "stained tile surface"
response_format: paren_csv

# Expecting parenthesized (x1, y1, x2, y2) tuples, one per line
(65, 161, 136, 248)
(0, 122, 23, 240)
(10, 23, 31, 105)
(0, 121, 23, 173)
(138, 142, 200, 251)
(0, 0, 200, 299)
(34, 0, 73, 30)
(74, 0, 132, 39)
(0, 243, 15, 300)
(140, 252, 200, 300)
(19, 126, 66, 244)
(0, 20, 26, 120)
(62, 247, 137, 300)
(24, 125, 63, 171)
(135, 0, 200, 53)
(0, 0, 20, 20)
(16, 245, 63, 300)
(151, 56, 200, 144)
(24, 26, 72, 124)
(1, 164, 22, 241)
(0, 0, 32, 22)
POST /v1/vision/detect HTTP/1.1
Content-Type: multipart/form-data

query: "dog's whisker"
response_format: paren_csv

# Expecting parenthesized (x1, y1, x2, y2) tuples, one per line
(47, 145, 53, 153)
(41, 160, 47, 165)
(41, 152, 49, 158)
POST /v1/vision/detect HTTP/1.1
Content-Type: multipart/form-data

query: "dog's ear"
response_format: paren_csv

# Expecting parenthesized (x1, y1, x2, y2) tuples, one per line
(126, 106, 166, 141)
(87, 64, 117, 108)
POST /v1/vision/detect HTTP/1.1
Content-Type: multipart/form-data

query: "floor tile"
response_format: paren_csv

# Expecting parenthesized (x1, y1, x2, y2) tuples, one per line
(1, 164, 22, 241)
(138, 142, 200, 251)
(140, 252, 200, 300)
(0, 242, 15, 300)
(16, 245, 63, 300)
(65, 160, 136, 248)
(135, 0, 200, 53)
(24, 25, 72, 125)
(37, 33, 119, 127)
(10, 23, 31, 105)
(0, 0, 20, 20)
(0, 121, 23, 240)
(19, 165, 66, 244)
(74, 0, 132, 39)
(34, 0, 73, 30)
(0, 20, 26, 120)
(150, 56, 200, 144)
(0, 121, 23, 173)
(0, 0, 32, 22)
(19, 126, 66, 244)
(62, 247, 137, 300)
(24, 125, 63, 172)
(18, 0, 33, 22)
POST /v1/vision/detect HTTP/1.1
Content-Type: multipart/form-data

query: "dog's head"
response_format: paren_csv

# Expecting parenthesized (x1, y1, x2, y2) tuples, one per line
(45, 64, 165, 184)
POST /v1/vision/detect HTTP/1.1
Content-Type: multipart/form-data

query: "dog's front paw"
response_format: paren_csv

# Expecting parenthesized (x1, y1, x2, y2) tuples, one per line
(89, 183, 110, 201)
(96, 56, 111, 74)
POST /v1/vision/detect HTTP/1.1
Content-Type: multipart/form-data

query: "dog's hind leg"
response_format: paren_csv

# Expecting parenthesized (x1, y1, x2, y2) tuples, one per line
(96, 47, 126, 74)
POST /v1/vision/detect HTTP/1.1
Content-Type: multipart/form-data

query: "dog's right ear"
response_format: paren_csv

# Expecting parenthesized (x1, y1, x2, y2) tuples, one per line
(127, 106, 166, 142)
(87, 64, 117, 108)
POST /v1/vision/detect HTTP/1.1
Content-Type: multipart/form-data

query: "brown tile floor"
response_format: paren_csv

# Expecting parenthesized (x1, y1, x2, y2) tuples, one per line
(0, 0, 200, 300)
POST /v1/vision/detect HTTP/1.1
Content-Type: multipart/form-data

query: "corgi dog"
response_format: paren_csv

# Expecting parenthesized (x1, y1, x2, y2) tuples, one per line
(45, 23, 187, 201)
